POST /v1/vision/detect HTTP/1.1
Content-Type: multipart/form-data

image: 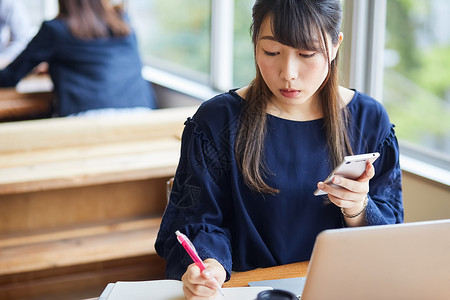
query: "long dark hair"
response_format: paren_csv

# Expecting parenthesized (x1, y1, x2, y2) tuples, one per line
(235, 0, 353, 194)
(57, 0, 130, 39)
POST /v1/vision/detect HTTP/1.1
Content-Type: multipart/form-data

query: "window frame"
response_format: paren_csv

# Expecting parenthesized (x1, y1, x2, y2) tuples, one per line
(133, 0, 233, 95)
(210, 0, 234, 91)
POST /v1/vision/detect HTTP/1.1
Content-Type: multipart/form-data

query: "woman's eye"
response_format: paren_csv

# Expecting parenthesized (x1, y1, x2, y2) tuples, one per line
(264, 50, 279, 56)
(300, 52, 316, 58)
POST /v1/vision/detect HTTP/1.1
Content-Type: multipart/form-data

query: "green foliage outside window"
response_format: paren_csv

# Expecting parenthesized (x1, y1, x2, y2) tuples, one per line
(129, 0, 211, 82)
(233, 0, 254, 88)
(383, 0, 450, 155)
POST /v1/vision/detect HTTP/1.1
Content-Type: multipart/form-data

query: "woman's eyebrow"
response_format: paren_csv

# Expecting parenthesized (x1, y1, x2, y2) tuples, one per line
(259, 35, 278, 41)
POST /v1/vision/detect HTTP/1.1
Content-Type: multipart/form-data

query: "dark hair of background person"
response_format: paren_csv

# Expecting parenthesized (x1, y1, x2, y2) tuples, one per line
(57, 0, 130, 39)
(235, 0, 353, 194)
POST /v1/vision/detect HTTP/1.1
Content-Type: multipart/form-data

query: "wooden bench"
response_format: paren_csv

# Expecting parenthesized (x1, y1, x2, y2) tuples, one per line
(0, 106, 198, 299)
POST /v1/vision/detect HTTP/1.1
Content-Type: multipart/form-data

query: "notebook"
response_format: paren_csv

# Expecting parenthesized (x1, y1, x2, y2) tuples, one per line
(249, 219, 450, 300)
(99, 279, 272, 300)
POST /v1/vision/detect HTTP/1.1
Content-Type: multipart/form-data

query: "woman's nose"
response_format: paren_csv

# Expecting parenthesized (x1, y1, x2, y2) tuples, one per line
(279, 54, 299, 81)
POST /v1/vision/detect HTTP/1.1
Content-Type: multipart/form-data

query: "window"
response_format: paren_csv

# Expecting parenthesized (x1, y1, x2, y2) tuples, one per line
(127, 0, 211, 85)
(383, 0, 450, 166)
(233, 0, 254, 88)
(342, 0, 449, 182)
(16, 0, 450, 183)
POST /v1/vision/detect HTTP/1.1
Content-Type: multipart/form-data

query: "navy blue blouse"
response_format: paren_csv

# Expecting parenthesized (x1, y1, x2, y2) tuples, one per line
(0, 18, 156, 116)
(155, 89, 403, 280)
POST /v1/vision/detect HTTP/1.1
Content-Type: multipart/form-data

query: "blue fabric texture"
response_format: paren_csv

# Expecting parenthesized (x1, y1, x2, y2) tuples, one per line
(155, 89, 403, 280)
(0, 18, 156, 116)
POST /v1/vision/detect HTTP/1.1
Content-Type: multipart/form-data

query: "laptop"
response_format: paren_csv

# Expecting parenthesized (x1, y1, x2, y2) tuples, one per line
(249, 219, 450, 300)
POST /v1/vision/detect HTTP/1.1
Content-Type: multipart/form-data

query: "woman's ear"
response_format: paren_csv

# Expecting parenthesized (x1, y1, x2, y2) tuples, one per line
(338, 32, 343, 44)
(331, 32, 343, 61)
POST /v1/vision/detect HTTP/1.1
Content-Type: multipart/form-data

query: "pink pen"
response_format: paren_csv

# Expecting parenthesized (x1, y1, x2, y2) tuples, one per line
(175, 230, 225, 297)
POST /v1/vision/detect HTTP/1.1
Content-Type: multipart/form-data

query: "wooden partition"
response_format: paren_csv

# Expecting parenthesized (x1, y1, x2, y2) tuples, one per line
(0, 106, 198, 299)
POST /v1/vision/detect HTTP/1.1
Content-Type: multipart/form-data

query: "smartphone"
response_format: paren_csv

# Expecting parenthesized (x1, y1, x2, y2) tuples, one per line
(313, 152, 380, 196)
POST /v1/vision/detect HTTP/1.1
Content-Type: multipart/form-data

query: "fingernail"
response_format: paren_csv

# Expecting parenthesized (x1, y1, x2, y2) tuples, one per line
(318, 182, 324, 188)
(333, 177, 340, 184)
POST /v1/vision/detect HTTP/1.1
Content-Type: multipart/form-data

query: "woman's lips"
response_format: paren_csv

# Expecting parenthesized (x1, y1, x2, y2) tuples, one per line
(280, 89, 301, 98)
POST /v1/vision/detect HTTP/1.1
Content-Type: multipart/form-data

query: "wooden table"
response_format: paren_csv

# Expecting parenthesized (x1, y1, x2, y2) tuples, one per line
(223, 261, 309, 288)
(86, 261, 310, 300)
(0, 74, 53, 121)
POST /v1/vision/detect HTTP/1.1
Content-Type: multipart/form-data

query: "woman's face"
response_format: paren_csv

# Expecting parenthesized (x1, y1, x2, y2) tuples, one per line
(255, 16, 341, 108)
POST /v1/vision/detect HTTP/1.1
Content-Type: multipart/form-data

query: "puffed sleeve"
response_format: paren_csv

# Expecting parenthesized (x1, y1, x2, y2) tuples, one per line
(365, 124, 404, 225)
(0, 21, 56, 86)
(155, 116, 233, 280)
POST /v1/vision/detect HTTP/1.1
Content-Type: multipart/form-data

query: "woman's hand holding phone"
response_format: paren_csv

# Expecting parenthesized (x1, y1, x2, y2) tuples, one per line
(315, 153, 379, 225)
(317, 161, 373, 202)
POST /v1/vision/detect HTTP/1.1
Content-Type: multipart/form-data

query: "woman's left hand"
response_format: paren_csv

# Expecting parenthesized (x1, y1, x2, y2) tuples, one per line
(317, 162, 375, 225)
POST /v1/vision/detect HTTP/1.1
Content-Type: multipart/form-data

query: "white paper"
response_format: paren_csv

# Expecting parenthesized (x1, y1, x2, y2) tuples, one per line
(106, 279, 272, 300)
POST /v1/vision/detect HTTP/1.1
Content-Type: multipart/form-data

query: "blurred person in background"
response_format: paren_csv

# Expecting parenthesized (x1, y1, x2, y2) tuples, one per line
(0, 0, 156, 117)
(0, 0, 32, 67)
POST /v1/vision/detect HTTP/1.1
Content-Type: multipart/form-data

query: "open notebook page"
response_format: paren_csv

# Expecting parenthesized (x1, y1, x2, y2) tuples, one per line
(105, 279, 272, 300)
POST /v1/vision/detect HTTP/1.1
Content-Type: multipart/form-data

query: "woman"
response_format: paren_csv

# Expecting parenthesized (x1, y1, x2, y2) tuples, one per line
(0, 0, 156, 117)
(155, 0, 403, 299)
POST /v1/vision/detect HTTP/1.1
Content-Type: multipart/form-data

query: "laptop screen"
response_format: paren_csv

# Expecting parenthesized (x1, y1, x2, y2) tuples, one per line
(249, 219, 450, 300)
